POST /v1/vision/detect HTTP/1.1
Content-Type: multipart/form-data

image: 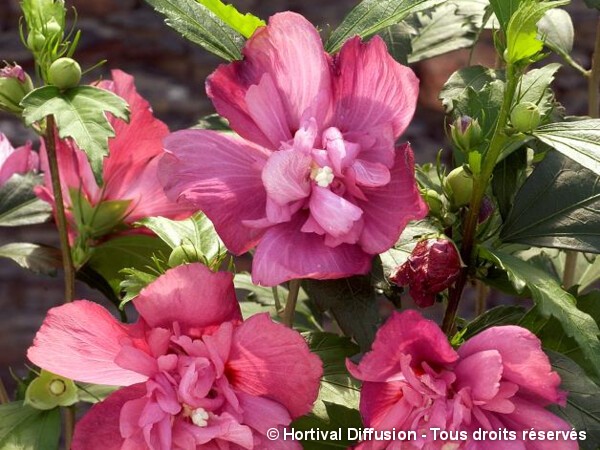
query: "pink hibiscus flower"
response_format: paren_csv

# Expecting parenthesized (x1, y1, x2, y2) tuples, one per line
(36, 70, 195, 241)
(28, 263, 322, 449)
(0, 133, 38, 185)
(160, 12, 427, 286)
(348, 310, 576, 450)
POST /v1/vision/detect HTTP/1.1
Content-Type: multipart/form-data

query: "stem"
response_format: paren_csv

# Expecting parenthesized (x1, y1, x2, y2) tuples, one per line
(282, 280, 301, 328)
(63, 406, 75, 450)
(442, 63, 520, 334)
(272, 286, 282, 313)
(475, 280, 490, 317)
(44, 116, 75, 302)
(0, 379, 9, 404)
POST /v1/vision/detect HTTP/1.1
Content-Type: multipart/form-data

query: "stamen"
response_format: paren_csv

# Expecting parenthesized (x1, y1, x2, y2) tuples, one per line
(311, 166, 334, 188)
(191, 407, 210, 427)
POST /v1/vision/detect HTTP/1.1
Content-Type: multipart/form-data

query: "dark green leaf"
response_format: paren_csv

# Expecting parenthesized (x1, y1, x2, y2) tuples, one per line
(0, 243, 61, 276)
(21, 86, 130, 184)
(292, 403, 362, 449)
(501, 151, 600, 253)
(325, 0, 445, 54)
(0, 401, 60, 450)
(492, 148, 527, 220)
(461, 305, 526, 340)
(144, 0, 244, 60)
(0, 173, 52, 226)
(379, 23, 414, 65)
(488, 0, 522, 31)
(193, 113, 231, 131)
(584, 0, 600, 9)
(119, 267, 159, 304)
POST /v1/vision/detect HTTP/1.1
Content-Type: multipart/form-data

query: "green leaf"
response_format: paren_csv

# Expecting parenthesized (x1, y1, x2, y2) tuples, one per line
(325, 0, 445, 54)
(538, 8, 573, 55)
(515, 63, 561, 118)
(533, 119, 600, 176)
(0, 401, 60, 450)
(197, 0, 264, 38)
(193, 113, 231, 131)
(488, 0, 522, 31)
(461, 305, 526, 340)
(0, 243, 62, 276)
(584, 0, 600, 9)
(144, 0, 244, 60)
(547, 351, 600, 450)
(119, 267, 160, 304)
(480, 247, 600, 379)
(21, 85, 130, 184)
(76, 383, 119, 404)
(379, 23, 414, 65)
(492, 147, 527, 220)
(501, 151, 600, 253)
(292, 403, 362, 449)
(0, 173, 52, 226)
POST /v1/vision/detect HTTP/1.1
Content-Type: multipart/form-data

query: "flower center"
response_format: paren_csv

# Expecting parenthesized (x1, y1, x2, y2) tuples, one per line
(191, 407, 210, 427)
(310, 165, 334, 187)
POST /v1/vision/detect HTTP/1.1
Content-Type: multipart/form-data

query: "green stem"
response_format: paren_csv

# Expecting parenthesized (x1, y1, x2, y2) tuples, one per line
(282, 280, 301, 328)
(0, 379, 9, 404)
(44, 115, 75, 302)
(63, 406, 75, 450)
(442, 63, 520, 335)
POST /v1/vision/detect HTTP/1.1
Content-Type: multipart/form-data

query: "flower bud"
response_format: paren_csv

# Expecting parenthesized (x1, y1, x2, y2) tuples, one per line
(444, 166, 473, 208)
(423, 189, 443, 216)
(168, 244, 202, 267)
(450, 116, 482, 151)
(44, 17, 62, 37)
(510, 102, 541, 133)
(0, 64, 34, 114)
(27, 31, 46, 52)
(25, 370, 78, 410)
(390, 238, 462, 308)
(48, 57, 81, 90)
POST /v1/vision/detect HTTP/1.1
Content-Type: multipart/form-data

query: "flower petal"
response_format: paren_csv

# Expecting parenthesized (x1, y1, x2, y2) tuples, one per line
(0, 141, 38, 184)
(27, 301, 147, 386)
(262, 149, 311, 205)
(133, 264, 242, 335)
(333, 36, 418, 138)
(252, 213, 372, 286)
(454, 350, 503, 402)
(309, 186, 363, 238)
(228, 313, 322, 417)
(160, 130, 270, 254)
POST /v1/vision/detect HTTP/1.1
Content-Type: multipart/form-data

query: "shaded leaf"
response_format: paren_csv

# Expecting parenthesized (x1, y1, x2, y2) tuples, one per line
(461, 305, 526, 340)
(538, 8, 573, 55)
(0, 401, 60, 450)
(439, 65, 503, 114)
(379, 23, 414, 65)
(488, 0, 522, 31)
(292, 402, 362, 449)
(198, 0, 264, 38)
(0, 173, 52, 227)
(492, 147, 527, 220)
(0, 243, 61, 276)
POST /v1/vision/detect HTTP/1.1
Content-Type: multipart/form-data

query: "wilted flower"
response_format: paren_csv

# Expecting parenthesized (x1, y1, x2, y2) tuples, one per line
(0, 63, 33, 114)
(28, 264, 322, 449)
(391, 238, 462, 307)
(348, 310, 576, 450)
(0, 133, 38, 184)
(160, 12, 427, 286)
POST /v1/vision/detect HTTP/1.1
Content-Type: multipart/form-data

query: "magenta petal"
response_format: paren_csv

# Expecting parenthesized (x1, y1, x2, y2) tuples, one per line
(27, 300, 147, 386)
(309, 186, 363, 237)
(72, 384, 146, 450)
(252, 214, 372, 286)
(333, 36, 419, 138)
(0, 141, 38, 184)
(262, 149, 311, 205)
(228, 313, 322, 417)
(161, 129, 270, 254)
(350, 159, 391, 187)
(357, 143, 428, 254)
(454, 350, 503, 401)
(237, 391, 292, 434)
(133, 264, 242, 334)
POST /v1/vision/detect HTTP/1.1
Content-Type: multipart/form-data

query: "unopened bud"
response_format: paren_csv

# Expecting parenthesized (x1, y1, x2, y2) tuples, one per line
(423, 189, 444, 216)
(444, 166, 473, 208)
(0, 64, 33, 114)
(450, 116, 482, 151)
(511, 102, 541, 133)
(169, 244, 202, 267)
(48, 57, 81, 90)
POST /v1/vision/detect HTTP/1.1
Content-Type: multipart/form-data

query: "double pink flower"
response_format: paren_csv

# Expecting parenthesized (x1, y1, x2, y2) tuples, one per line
(160, 12, 427, 286)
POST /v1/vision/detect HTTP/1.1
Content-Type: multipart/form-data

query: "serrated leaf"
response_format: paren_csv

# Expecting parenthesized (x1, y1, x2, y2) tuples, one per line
(515, 63, 561, 117)
(144, 0, 244, 60)
(292, 403, 362, 449)
(0, 401, 60, 450)
(538, 8, 573, 55)
(501, 151, 600, 253)
(0, 243, 62, 276)
(480, 247, 600, 379)
(325, 0, 445, 54)
(21, 85, 130, 184)
(119, 267, 159, 304)
(0, 173, 52, 226)
(379, 23, 414, 65)
(461, 305, 526, 340)
(492, 147, 527, 220)
(198, 0, 264, 38)
(439, 65, 504, 113)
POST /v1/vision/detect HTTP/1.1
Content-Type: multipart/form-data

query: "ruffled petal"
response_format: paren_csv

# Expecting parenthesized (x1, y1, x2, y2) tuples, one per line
(262, 149, 311, 205)
(252, 214, 372, 286)
(160, 129, 270, 254)
(309, 186, 363, 237)
(133, 264, 242, 335)
(228, 313, 322, 417)
(333, 36, 418, 138)
(27, 301, 147, 386)
(454, 350, 503, 402)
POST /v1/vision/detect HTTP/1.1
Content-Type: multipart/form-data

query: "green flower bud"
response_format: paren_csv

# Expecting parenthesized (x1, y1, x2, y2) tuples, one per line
(168, 244, 201, 267)
(423, 189, 444, 216)
(444, 166, 474, 208)
(510, 102, 541, 133)
(48, 57, 81, 90)
(44, 18, 62, 37)
(27, 31, 46, 52)
(450, 116, 482, 151)
(0, 64, 34, 114)
(25, 370, 78, 410)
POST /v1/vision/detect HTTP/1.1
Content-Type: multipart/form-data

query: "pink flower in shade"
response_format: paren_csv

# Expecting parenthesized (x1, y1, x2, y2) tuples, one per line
(35, 70, 195, 241)
(348, 310, 576, 450)
(160, 12, 428, 287)
(27, 263, 322, 449)
(0, 133, 39, 185)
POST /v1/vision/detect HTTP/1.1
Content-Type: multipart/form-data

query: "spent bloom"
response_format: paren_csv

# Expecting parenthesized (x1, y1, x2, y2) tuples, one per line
(0, 63, 33, 114)
(35, 70, 195, 243)
(160, 12, 427, 286)
(28, 264, 322, 449)
(0, 133, 38, 185)
(348, 310, 575, 450)
(391, 238, 462, 308)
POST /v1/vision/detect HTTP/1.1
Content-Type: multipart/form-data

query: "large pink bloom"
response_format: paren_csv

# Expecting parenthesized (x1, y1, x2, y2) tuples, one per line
(36, 70, 194, 240)
(160, 12, 427, 286)
(0, 133, 38, 185)
(348, 310, 576, 450)
(28, 264, 322, 449)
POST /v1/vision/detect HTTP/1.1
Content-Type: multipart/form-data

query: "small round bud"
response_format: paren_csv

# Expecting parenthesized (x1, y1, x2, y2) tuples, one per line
(0, 64, 34, 114)
(168, 244, 201, 267)
(510, 102, 541, 133)
(423, 189, 444, 216)
(48, 57, 81, 90)
(27, 31, 46, 52)
(450, 116, 482, 151)
(44, 18, 62, 37)
(444, 166, 473, 208)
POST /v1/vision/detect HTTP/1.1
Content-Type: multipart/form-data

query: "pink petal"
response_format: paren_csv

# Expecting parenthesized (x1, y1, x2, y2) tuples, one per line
(262, 149, 311, 205)
(227, 313, 322, 417)
(27, 300, 147, 386)
(358, 381, 410, 429)
(347, 311, 457, 383)
(207, 12, 332, 148)
(309, 186, 363, 237)
(0, 141, 38, 184)
(333, 36, 419, 138)
(237, 391, 292, 434)
(160, 130, 270, 254)
(350, 159, 391, 188)
(357, 143, 428, 254)
(251, 213, 372, 286)
(72, 384, 146, 450)
(458, 326, 565, 405)
(454, 350, 503, 401)
(133, 264, 242, 335)
(322, 127, 360, 174)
